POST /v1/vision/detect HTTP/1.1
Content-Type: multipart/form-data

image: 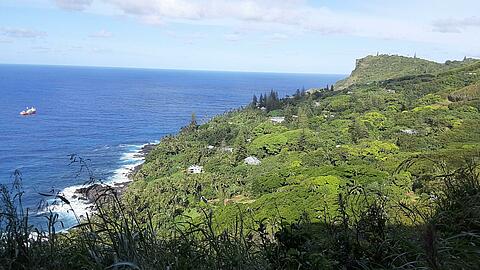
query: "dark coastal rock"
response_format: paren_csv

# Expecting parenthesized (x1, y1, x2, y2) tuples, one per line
(127, 165, 142, 179)
(72, 142, 158, 205)
(133, 143, 156, 159)
(73, 181, 133, 204)
(74, 184, 117, 204)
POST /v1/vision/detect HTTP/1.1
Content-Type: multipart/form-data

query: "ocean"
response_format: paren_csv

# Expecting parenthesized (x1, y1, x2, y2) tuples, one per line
(0, 64, 344, 228)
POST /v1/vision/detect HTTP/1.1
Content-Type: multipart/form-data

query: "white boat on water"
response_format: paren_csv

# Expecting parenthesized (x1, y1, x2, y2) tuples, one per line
(20, 106, 37, 116)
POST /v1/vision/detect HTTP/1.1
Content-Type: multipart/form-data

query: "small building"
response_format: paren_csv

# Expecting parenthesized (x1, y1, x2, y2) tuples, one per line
(221, 147, 234, 153)
(270, 116, 285, 124)
(187, 165, 203, 174)
(306, 88, 319, 95)
(401, 129, 418, 135)
(244, 156, 261, 165)
(206, 145, 215, 150)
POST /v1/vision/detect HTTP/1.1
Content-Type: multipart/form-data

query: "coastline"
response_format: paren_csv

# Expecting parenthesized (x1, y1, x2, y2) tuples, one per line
(75, 142, 157, 201)
(127, 143, 156, 179)
(44, 142, 157, 227)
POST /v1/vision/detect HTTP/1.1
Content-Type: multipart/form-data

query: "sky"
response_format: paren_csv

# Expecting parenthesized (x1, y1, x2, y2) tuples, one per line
(0, 0, 479, 74)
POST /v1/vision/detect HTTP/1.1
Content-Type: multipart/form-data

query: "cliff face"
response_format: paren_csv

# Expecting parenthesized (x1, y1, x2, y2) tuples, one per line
(333, 54, 474, 90)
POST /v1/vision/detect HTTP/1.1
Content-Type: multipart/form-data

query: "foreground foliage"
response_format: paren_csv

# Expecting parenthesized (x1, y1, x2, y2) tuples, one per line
(1, 160, 479, 269)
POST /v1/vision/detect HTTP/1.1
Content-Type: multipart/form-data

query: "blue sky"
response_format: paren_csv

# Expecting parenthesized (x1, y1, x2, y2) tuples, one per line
(1, 0, 479, 73)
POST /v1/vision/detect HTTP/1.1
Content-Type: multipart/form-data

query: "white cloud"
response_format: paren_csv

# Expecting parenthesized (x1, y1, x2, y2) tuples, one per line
(31, 46, 52, 52)
(53, 0, 93, 11)
(164, 30, 205, 45)
(52, 0, 332, 30)
(224, 32, 242, 42)
(0, 37, 13, 43)
(267, 33, 288, 41)
(48, 0, 421, 40)
(0, 27, 47, 38)
(90, 47, 112, 53)
(89, 30, 113, 38)
(49, 0, 480, 54)
(68, 45, 84, 50)
(432, 16, 480, 33)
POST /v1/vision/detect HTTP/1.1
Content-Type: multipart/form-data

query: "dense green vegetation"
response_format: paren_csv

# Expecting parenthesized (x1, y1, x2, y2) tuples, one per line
(128, 55, 480, 228)
(1, 54, 480, 269)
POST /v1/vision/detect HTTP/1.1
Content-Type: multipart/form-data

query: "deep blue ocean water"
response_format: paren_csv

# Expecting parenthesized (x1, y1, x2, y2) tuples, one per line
(0, 64, 343, 228)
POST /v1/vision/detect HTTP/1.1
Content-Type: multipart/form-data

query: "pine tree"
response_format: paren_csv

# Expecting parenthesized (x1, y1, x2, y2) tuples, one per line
(297, 106, 309, 129)
(349, 119, 369, 143)
(252, 94, 258, 108)
(190, 112, 198, 129)
(295, 89, 301, 100)
(265, 91, 271, 111)
(330, 85, 334, 91)
(297, 129, 307, 151)
(272, 90, 279, 110)
(259, 94, 264, 108)
(284, 105, 294, 124)
(234, 129, 248, 162)
(264, 90, 280, 112)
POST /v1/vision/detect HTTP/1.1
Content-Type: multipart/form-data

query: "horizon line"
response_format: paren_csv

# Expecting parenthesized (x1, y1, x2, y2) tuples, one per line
(0, 62, 347, 76)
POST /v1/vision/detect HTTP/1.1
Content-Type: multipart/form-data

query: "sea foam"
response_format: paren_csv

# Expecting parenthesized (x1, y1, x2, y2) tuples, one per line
(41, 143, 151, 229)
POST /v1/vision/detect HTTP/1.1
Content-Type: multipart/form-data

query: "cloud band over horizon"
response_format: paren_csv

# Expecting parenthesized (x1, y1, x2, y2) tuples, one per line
(0, 0, 479, 73)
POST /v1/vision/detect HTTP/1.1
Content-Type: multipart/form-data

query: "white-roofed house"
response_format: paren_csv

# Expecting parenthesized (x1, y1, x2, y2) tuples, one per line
(187, 165, 203, 174)
(401, 129, 418, 135)
(221, 147, 234, 153)
(244, 156, 261, 165)
(270, 116, 285, 124)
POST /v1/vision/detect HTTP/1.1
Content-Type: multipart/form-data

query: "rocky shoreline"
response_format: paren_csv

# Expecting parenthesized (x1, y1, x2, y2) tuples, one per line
(72, 143, 157, 204)
(127, 143, 156, 178)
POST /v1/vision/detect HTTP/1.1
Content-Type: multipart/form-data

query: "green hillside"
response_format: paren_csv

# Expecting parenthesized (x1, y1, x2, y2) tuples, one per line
(131, 57, 480, 227)
(124, 55, 480, 268)
(2, 55, 480, 269)
(334, 54, 477, 90)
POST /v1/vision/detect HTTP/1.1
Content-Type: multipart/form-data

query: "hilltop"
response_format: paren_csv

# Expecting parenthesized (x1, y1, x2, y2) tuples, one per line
(334, 54, 477, 90)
